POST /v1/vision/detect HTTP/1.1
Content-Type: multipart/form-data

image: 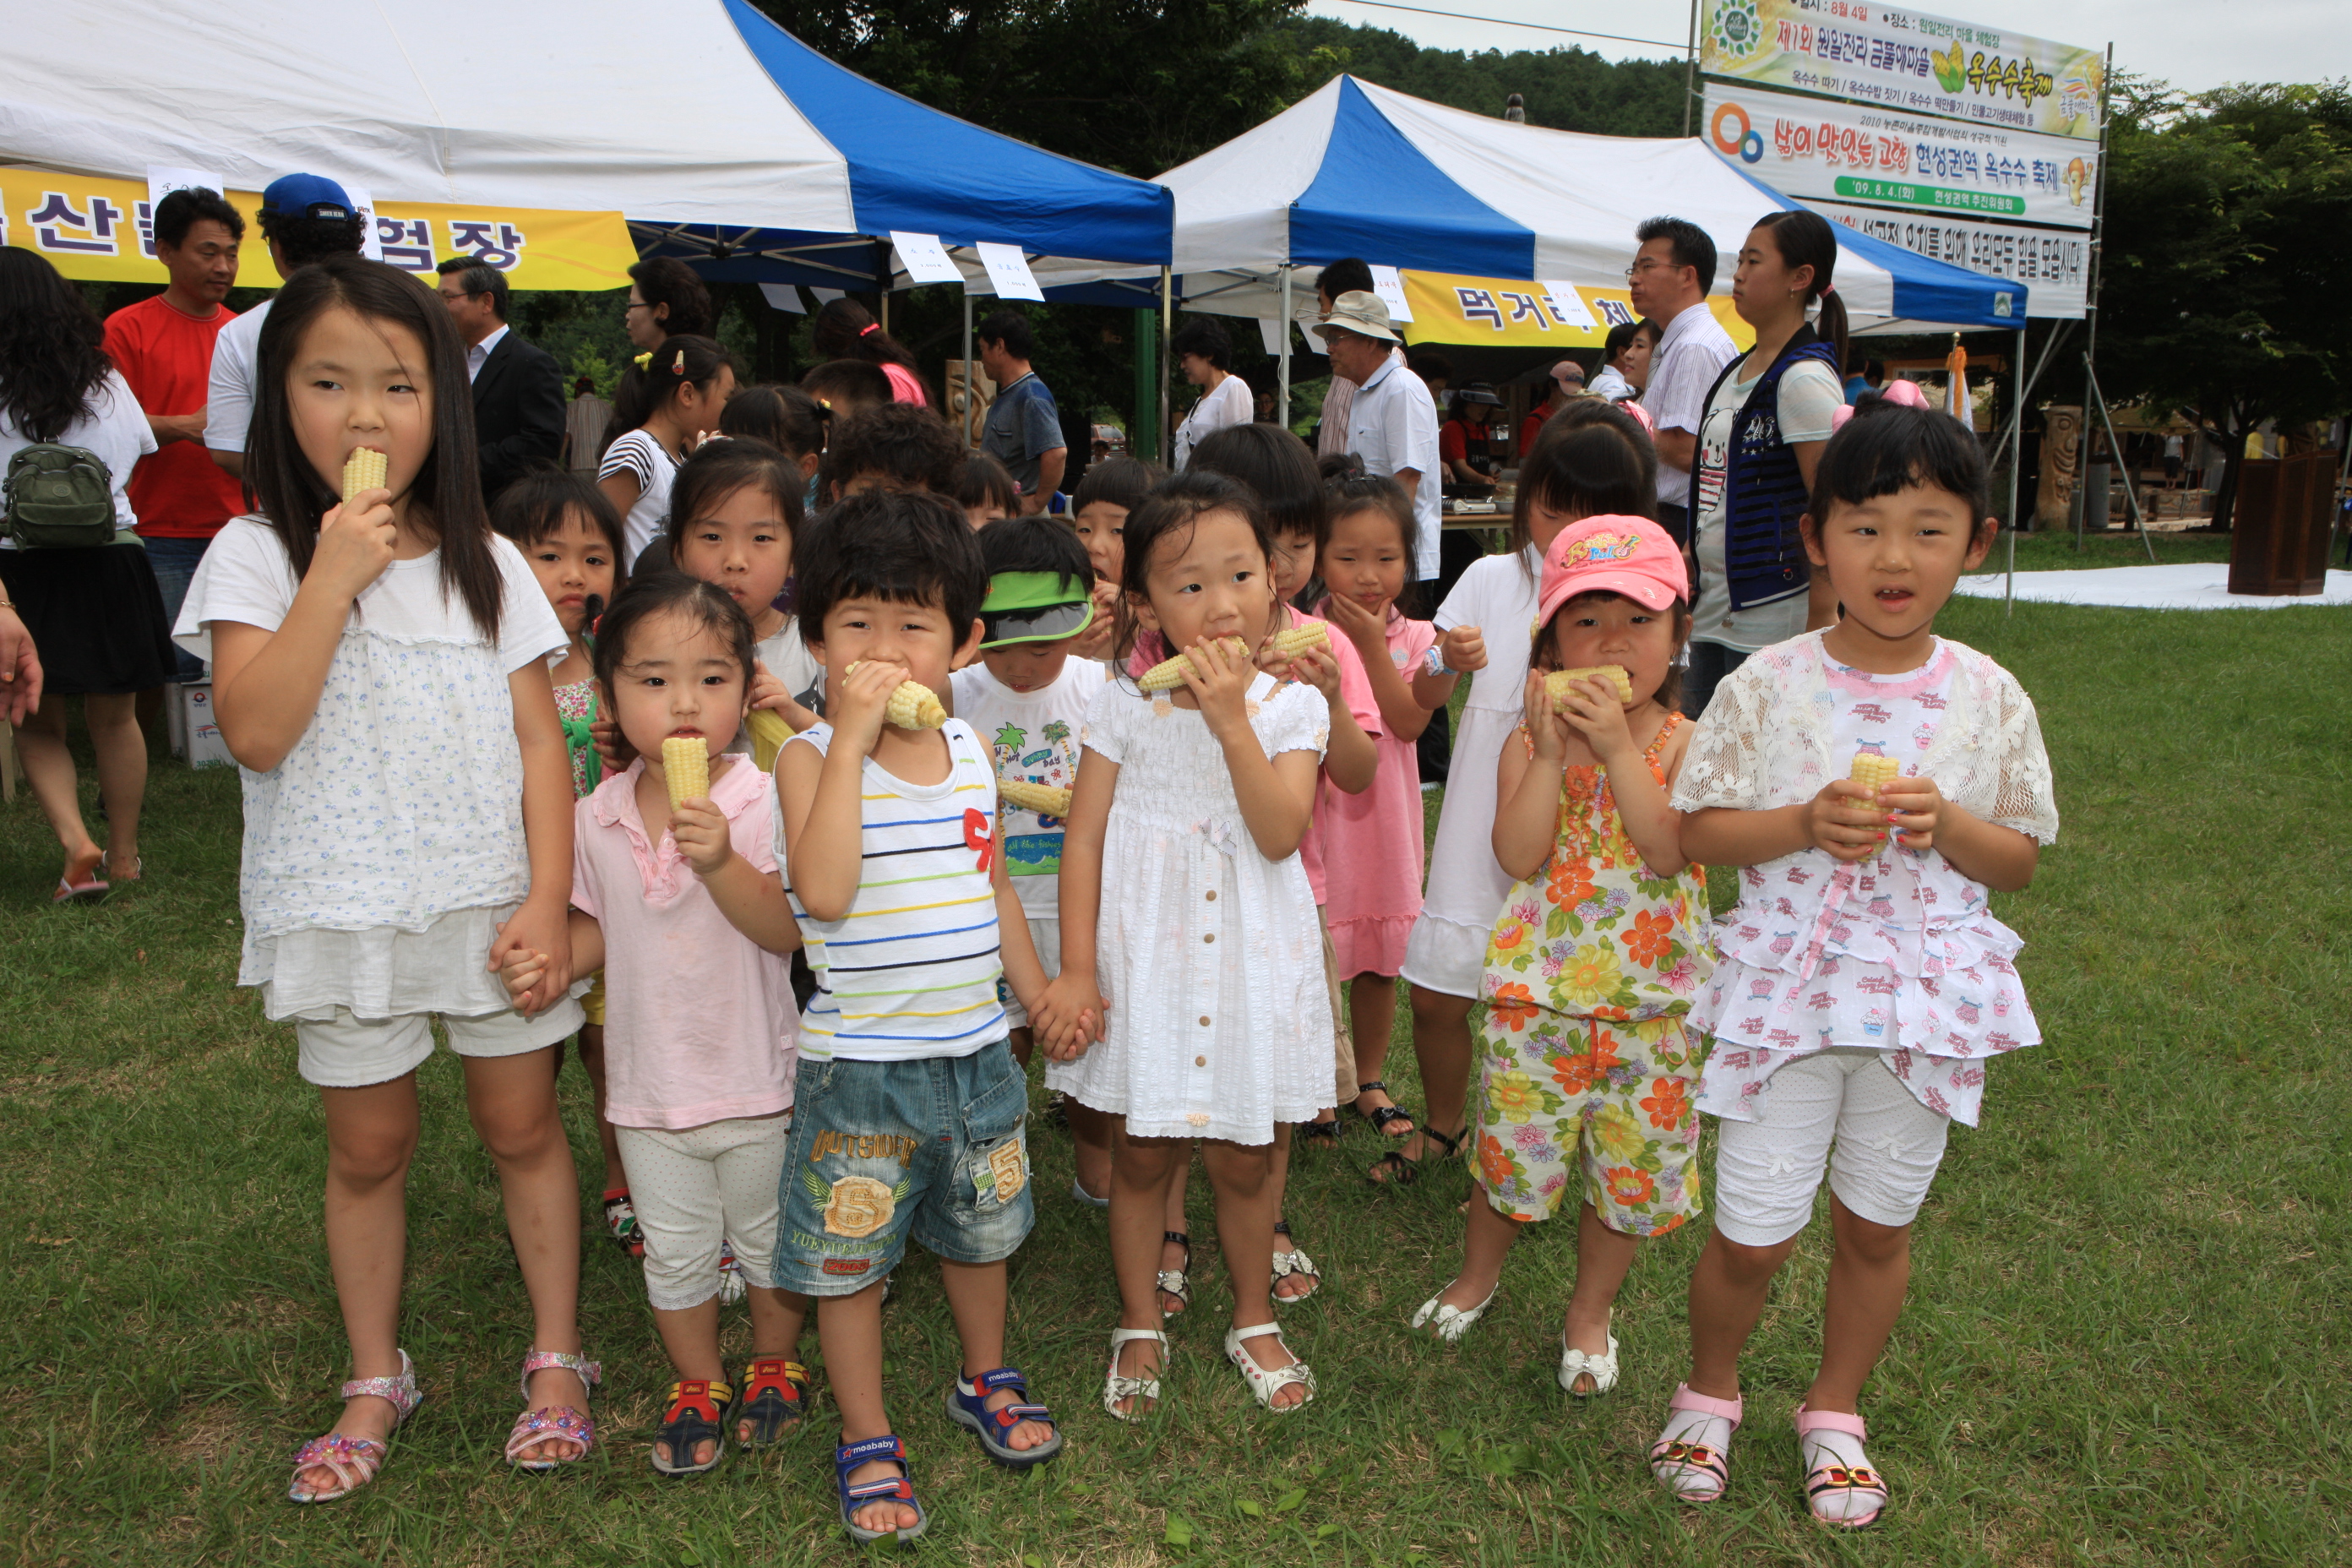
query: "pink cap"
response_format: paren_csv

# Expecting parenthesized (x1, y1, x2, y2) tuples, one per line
(1537, 514, 1687, 623)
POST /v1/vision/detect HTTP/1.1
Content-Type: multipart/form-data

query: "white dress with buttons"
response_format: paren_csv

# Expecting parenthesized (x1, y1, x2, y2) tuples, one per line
(1047, 673, 1335, 1144)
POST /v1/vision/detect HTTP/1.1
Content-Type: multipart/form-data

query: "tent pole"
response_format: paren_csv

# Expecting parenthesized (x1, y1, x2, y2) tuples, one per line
(1159, 265, 1173, 466)
(1278, 264, 1293, 431)
(1683, 0, 1700, 137)
(961, 287, 975, 449)
(2006, 324, 2025, 616)
(2072, 41, 2116, 553)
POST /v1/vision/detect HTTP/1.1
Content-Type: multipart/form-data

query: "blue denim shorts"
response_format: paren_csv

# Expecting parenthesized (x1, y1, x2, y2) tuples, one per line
(770, 1038, 1034, 1295)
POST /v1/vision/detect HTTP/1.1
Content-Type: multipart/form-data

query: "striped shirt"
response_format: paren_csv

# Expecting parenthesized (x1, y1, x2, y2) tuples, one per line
(781, 718, 1009, 1061)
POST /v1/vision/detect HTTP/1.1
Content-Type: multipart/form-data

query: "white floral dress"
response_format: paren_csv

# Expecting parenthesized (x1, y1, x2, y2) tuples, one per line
(1672, 632, 2060, 1127)
(1048, 673, 1334, 1143)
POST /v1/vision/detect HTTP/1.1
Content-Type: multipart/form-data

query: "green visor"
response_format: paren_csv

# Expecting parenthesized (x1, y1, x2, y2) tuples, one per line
(979, 569, 1096, 648)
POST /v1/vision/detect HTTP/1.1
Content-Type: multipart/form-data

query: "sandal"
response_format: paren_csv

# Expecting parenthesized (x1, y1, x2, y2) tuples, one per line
(287, 1349, 423, 1504)
(1367, 1124, 1465, 1187)
(649, 1377, 729, 1477)
(1102, 1327, 1167, 1422)
(1270, 1220, 1320, 1304)
(1556, 1320, 1620, 1396)
(945, 1366, 1063, 1467)
(731, 1358, 809, 1446)
(1409, 1281, 1497, 1342)
(1649, 1383, 1742, 1504)
(52, 852, 108, 903)
(1156, 1230, 1193, 1320)
(1224, 1322, 1314, 1413)
(1353, 1080, 1417, 1140)
(1794, 1403, 1890, 1528)
(507, 1350, 601, 1471)
(1296, 1115, 1341, 1143)
(602, 1190, 643, 1258)
(836, 1433, 927, 1544)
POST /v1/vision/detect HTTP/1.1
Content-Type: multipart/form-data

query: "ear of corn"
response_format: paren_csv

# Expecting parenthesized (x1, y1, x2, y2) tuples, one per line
(1269, 622, 1329, 659)
(842, 662, 948, 729)
(1543, 665, 1634, 705)
(1850, 751, 1900, 796)
(998, 778, 1073, 818)
(745, 709, 795, 772)
(1136, 636, 1251, 693)
(341, 447, 387, 501)
(662, 736, 710, 811)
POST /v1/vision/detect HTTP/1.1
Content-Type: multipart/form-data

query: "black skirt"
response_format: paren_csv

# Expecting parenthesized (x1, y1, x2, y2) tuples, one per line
(0, 541, 179, 695)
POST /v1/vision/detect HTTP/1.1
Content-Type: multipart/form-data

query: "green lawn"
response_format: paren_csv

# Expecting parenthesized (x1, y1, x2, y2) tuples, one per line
(3, 591, 2348, 1566)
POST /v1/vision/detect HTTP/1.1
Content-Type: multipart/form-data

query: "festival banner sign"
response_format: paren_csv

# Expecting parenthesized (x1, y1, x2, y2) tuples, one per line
(1700, 0, 2104, 141)
(1705, 82, 2097, 228)
(1812, 200, 2087, 317)
(1398, 272, 1753, 351)
(0, 167, 635, 291)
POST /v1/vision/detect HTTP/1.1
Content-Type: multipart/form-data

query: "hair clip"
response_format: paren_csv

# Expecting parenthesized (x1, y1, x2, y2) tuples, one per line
(633, 351, 652, 370)
(859, 323, 880, 337)
(1820, 283, 1836, 296)
(816, 396, 831, 410)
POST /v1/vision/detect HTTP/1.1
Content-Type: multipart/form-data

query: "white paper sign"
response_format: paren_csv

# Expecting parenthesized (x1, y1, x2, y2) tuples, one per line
(975, 242, 1043, 302)
(1257, 318, 1288, 356)
(144, 166, 222, 227)
(1540, 280, 1598, 334)
(889, 230, 963, 286)
(340, 183, 382, 264)
(758, 282, 806, 313)
(1367, 264, 1415, 324)
(809, 287, 847, 304)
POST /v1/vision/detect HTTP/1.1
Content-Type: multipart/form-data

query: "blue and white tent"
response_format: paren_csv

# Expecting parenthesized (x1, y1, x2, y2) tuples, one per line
(1037, 74, 2021, 330)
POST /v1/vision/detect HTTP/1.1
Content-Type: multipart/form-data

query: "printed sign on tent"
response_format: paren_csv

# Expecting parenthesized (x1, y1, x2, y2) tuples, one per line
(889, 230, 963, 286)
(1366, 264, 1415, 324)
(759, 282, 807, 313)
(1699, 0, 2104, 141)
(1398, 270, 1756, 353)
(1705, 82, 2096, 229)
(975, 242, 1043, 302)
(1540, 280, 1598, 333)
(144, 166, 220, 225)
(1812, 201, 2085, 317)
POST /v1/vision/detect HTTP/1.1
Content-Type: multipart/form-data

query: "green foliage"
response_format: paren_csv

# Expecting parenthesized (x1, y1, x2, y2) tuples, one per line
(2095, 77, 2352, 525)
(1270, 16, 1688, 135)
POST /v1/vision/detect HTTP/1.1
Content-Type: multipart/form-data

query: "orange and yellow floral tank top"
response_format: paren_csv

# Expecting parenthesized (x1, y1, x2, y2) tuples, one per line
(1481, 713, 1712, 1024)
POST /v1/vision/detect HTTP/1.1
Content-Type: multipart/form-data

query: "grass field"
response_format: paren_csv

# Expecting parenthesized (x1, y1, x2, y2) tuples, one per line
(3, 584, 2347, 1566)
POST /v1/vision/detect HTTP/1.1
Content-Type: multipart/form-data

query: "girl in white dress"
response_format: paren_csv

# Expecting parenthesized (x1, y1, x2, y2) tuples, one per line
(1037, 471, 1332, 1420)
(176, 257, 596, 1502)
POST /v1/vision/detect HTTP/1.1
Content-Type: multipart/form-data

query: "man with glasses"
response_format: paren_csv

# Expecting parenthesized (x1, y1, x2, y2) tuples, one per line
(1626, 216, 1735, 546)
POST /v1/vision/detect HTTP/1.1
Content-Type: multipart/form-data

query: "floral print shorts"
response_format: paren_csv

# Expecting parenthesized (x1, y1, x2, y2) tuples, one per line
(1470, 1008, 1702, 1236)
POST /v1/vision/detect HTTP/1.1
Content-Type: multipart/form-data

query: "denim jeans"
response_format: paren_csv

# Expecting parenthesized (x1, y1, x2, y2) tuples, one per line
(140, 534, 211, 682)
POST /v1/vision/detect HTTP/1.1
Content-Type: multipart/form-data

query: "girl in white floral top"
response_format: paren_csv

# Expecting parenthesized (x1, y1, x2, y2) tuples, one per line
(1648, 403, 2058, 1529)
(175, 259, 597, 1503)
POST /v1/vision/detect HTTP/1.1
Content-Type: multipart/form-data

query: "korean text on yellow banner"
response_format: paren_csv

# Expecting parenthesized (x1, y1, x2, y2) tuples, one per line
(1, 167, 635, 291)
(1402, 272, 1753, 353)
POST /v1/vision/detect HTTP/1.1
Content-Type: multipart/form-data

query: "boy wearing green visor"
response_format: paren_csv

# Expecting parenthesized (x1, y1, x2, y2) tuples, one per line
(951, 520, 1109, 1126)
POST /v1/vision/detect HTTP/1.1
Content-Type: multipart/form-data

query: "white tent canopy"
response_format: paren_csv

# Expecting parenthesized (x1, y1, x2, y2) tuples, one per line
(0, 0, 859, 232)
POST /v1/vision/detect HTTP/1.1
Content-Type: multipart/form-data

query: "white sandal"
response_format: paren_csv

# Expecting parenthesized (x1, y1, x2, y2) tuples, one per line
(1556, 1324, 1620, 1396)
(1223, 1323, 1314, 1413)
(1408, 1282, 1497, 1343)
(1102, 1327, 1167, 1422)
(1271, 1221, 1320, 1304)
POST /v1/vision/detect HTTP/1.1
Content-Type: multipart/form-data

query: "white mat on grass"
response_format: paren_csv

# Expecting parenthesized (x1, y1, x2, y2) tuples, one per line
(1955, 562, 2352, 610)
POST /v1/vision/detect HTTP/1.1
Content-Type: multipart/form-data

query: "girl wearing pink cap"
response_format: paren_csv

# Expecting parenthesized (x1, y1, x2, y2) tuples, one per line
(1408, 514, 1711, 1405)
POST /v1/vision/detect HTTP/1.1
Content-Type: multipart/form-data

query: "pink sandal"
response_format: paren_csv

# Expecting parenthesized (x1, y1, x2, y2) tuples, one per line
(1794, 1403, 1889, 1527)
(287, 1349, 422, 1503)
(505, 1349, 602, 1471)
(1648, 1383, 1742, 1504)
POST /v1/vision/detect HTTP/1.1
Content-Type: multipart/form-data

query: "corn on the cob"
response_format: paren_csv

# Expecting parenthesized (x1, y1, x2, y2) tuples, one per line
(662, 735, 709, 811)
(842, 662, 947, 728)
(341, 446, 387, 501)
(1135, 636, 1251, 693)
(999, 778, 1072, 818)
(1543, 665, 1634, 705)
(1268, 622, 1330, 660)
(1849, 750, 1900, 796)
(745, 708, 795, 773)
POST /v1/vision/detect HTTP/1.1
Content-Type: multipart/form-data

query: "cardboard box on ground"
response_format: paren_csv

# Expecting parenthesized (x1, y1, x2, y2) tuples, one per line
(164, 682, 233, 769)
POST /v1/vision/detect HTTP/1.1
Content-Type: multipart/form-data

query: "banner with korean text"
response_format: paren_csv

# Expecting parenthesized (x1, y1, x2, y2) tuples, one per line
(1811, 201, 2086, 317)
(1705, 82, 2096, 229)
(1400, 272, 1754, 351)
(1700, 0, 2104, 141)
(0, 167, 634, 291)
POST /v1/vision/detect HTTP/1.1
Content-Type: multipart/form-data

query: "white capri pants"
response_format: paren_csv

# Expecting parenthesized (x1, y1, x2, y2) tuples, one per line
(614, 1113, 793, 1310)
(1712, 1049, 1952, 1247)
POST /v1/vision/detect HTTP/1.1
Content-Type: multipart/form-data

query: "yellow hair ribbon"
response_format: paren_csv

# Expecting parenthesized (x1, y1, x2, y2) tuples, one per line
(633, 351, 653, 370)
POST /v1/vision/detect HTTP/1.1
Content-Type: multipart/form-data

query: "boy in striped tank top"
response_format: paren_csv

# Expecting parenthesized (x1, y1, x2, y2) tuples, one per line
(762, 490, 1065, 1544)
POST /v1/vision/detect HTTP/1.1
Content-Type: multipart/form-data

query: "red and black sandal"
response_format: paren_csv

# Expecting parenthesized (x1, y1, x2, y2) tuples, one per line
(650, 1378, 731, 1477)
(731, 1358, 811, 1446)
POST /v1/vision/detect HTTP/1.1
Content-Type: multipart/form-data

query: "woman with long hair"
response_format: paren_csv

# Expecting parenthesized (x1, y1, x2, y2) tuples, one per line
(0, 247, 178, 899)
(811, 297, 933, 408)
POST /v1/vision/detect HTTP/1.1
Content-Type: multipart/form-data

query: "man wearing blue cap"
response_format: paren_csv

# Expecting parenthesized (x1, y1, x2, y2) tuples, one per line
(204, 174, 367, 479)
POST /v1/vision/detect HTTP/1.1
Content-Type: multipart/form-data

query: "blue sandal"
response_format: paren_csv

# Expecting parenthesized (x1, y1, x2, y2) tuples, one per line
(945, 1367, 1064, 1467)
(836, 1433, 928, 1544)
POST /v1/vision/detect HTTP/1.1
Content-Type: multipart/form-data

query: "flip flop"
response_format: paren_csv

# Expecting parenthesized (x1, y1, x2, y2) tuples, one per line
(52, 873, 108, 903)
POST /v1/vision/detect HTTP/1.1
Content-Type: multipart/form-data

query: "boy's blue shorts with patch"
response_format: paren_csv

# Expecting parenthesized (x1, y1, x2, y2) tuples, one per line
(770, 1037, 1035, 1295)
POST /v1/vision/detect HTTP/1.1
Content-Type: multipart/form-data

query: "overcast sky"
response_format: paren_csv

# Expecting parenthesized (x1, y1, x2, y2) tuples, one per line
(1304, 0, 2349, 98)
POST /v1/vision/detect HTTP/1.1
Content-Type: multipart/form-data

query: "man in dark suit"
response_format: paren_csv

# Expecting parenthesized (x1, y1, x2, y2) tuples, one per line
(435, 259, 564, 504)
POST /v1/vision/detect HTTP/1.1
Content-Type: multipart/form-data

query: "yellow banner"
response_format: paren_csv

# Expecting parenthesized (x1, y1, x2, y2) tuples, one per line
(1401, 270, 1753, 352)
(1, 167, 635, 291)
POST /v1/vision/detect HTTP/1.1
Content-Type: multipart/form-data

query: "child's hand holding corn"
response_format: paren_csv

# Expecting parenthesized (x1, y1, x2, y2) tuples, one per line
(1173, 634, 1255, 739)
(1872, 770, 1946, 852)
(1548, 666, 1637, 765)
(311, 446, 398, 602)
(1804, 754, 1902, 862)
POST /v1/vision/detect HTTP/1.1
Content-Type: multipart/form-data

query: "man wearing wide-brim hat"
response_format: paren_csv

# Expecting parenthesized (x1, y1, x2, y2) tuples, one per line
(1317, 291, 1440, 593)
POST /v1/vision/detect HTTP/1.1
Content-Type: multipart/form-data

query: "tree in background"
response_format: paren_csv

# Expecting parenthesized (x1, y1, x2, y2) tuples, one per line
(2094, 79, 2352, 530)
(1271, 16, 1685, 134)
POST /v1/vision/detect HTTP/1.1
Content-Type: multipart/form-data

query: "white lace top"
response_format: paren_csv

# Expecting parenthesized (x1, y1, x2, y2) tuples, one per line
(1672, 632, 2058, 1125)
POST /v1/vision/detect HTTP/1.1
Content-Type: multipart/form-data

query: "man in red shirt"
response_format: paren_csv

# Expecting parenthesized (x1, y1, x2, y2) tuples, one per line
(101, 187, 249, 681)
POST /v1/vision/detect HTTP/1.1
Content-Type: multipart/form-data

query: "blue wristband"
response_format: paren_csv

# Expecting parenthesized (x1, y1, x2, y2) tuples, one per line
(1424, 643, 1453, 678)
